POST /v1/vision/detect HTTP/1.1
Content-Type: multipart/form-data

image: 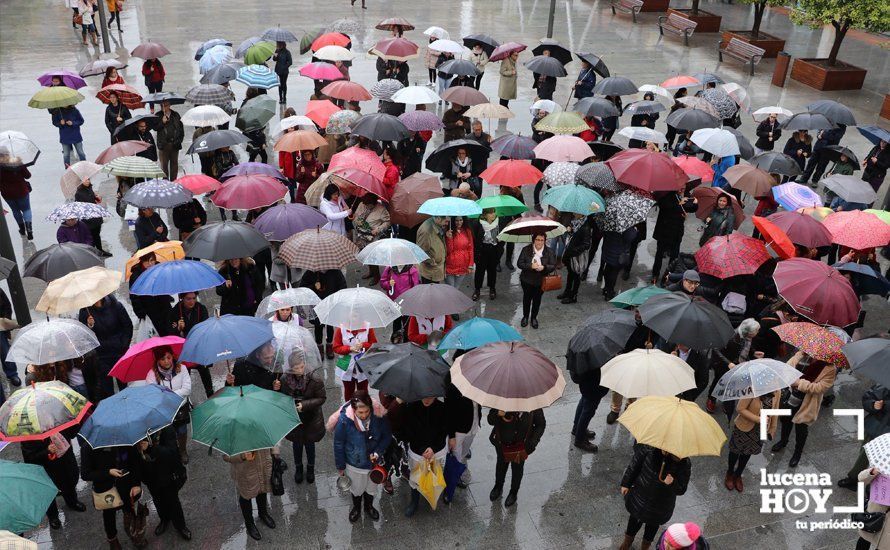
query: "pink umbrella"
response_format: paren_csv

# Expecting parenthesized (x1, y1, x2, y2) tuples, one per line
(95, 140, 150, 164)
(109, 336, 186, 383)
(672, 155, 714, 184)
(489, 41, 527, 62)
(370, 37, 420, 61)
(773, 258, 860, 327)
(211, 175, 288, 210)
(175, 174, 220, 195)
(321, 80, 372, 102)
(305, 99, 341, 128)
(131, 41, 171, 60)
(298, 62, 344, 81)
(329, 146, 386, 181)
(822, 210, 890, 250)
(533, 135, 593, 163)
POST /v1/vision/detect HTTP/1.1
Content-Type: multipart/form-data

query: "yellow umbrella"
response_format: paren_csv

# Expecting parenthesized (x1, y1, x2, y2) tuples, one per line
(124, 240, 185, 279)
(35, 266, 121, 315)
(617, 396, 727, 458)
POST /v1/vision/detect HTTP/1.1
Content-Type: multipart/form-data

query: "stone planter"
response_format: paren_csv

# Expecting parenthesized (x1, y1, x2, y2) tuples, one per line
(667, 8, 721, 32)
(881, 94, 890, 121)
(789, 58, 867, 91)
(721, 30, 785, 58)
(640, 0, 670, 12)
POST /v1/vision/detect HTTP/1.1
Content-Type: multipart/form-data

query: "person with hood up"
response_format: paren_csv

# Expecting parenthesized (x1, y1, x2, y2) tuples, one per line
(656, 522, 709, 550)
(380, 264, 420, 343)
(56, 218, 93, 246)
(274, 350, 327, 486)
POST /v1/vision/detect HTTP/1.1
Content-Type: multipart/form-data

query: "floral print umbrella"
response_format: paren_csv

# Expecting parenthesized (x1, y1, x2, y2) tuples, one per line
(771, 322, 849, 368)
(46, 202, 111, 223)
(541, 162, 580, 187)
(596, 190, 655, 233)
(701, 88, 737, 119)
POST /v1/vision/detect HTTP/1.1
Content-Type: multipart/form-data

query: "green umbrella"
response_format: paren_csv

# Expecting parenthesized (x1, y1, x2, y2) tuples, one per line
(28, 86, 85, 109)
(103, 155, 166, 179)
(541, 184, 605, 214)
(191, 384, 301, 456)
(299, 27, 326, 54)
(235, 95, 277, 132)
(471, 195, 528, 217)
(610, 285, 671, 309)
(0, 460, 59, 532)
(244, 42, 276, 65)
(864, 209, 890, 225)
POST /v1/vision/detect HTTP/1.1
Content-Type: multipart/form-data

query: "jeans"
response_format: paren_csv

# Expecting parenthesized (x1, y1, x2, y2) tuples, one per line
(62, 141, 86, 167)
(520, 281, 543, 319)
(1, 332, 17, 380)
(444, 273, 467, 289)
(5, 196, 32, 225)
(292, 441, 316, 466)
(626, 516, 659, 542)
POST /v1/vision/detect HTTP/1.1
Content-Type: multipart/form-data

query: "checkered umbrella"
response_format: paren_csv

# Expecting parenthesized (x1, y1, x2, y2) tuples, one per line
(695, 234, 769, 279)
(576, 162, 622, 192)
(278, 228, 358, 271)
(46, 202, 111, 223)
(596, 190, 654, 233)
(103, 156, 166, 179)
(123, 178, 194, 208)
(185, 84, 236, 106)
(261, 26, 299, 43)
(541, 162, 580, 187)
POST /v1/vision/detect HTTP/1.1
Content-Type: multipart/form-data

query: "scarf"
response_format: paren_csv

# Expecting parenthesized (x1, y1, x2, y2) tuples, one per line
(480, 218, 499, 245)
(532, 245, 544, 264)
(456, 157, 470, 169)
(283, 373, 308, 395)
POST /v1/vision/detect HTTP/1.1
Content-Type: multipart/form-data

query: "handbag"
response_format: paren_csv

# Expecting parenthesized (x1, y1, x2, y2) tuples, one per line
(540, 273, 562, 292)
(270, 459, 285, 496)
(852, 511, 885, 533)
(73, 13, 83, 24)
(497, 414, 532, 463)
(92, 486, 123, 510)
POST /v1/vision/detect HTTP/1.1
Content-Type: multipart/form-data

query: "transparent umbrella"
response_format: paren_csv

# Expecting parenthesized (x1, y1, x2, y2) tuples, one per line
(255, 288, 320, 320)
(7, 318, 99, 365)
(268, 323, 323, 373)
(314, 287, 401, 330)
(711, 358, 802, 401)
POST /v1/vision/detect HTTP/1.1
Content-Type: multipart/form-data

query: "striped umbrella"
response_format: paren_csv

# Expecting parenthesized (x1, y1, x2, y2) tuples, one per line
(772, 183, 821, 211)
(46, 202, 111, 223)
(370, 79, 404, 100)
(398, 110, 443, 132)
(236, 65, 279, 89)
(104, 156, 166, 179)
(185, 83, 235, 106)
(123, 178, 193, 208)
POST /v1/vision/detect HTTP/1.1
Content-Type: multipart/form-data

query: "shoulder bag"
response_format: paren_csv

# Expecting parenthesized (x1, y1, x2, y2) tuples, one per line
(541, 273, 562, 292)
(852, 511, 885, 533)
(497, 415, 532, 463)
(93, 486, 123, 510)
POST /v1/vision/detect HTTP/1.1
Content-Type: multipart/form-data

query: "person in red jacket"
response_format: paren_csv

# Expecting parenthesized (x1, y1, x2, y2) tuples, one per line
(332, 325, 377, 401)
(278, 109, 299, 200)
(102, 66, 125, 88)
(577, 116, 602, 142)
(294, 150, 323, 204)
(381, 146, 402, 198)
(445, 216, 474, 291)
(142, 59, 166, 113)
(407, 314, 453, 348)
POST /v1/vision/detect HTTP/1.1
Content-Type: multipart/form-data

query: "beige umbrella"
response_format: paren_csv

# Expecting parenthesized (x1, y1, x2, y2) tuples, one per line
(60, 161, 103, 200)
(35, 266, 121, 315)
(464, 102, 514, 120)
(303, 172, 333, 207)
(600, 348, 696, 398)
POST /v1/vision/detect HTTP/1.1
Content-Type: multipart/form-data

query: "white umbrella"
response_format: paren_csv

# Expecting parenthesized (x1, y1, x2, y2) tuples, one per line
(600, 349, 696, 398)
(255, 288, 321, 319)
(423, 26, 450, 40)
(314, 45, 355, 62)
(428, 39, 463, 54)
(720, 83, 751, 114)
(182, 105, 231, 126)
(618, 126, 667, 144)
(637, 84, 672, 102)
(530, 99, 561, 115)
(866, 434, 890, 475)
(690, 128, 740, 157)
(711, 358, 802, 401)
(390, 86, 441, 105)
(271, 322, 323, 372)
(356, 238, 429, 267)
(60, 161, 103, 200)
(276, 115, 316, 136)
(752, 106, 794, 123)
(314, 287, 402, 330)
(7, 318, 100, 365)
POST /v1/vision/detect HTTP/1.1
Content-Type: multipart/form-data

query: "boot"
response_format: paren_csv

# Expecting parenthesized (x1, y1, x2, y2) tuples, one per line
(239, 498, 261, 541)
(618, 534, 634, 550)
(256, 493, 275, 529)
(176, 433, 189, 465)
(325, 344, 335, 360)
(108, 537, 123, 550)
(724, 472, 735, 491)
(15, 221, 24, 235)
(734, 474, 744, 492)
(349, 495, 362, 522)
(789, 448, 803, 468)
(154, 519, 169, 536)
(306, 464, 315, 484)
(294, 463, 304, 484)
(24, 221, 33, 239)
(640, 540, 653, 550)
(489, 483, 503, 501)
(404, 488, 421, 517)
(771, 439, 788, 453)
(363, 492, 380, 520)
(504, 474, 521, 506)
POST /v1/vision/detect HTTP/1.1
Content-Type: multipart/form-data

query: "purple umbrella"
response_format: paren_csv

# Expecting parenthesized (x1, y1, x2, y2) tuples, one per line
(490, 133, 537, 160)
(398, 110, 444, 132)
(772, 183, 821, 211)
(220, 162, 287, 181)
(252, 203, 328, 241)
(38, 70, 87, 90)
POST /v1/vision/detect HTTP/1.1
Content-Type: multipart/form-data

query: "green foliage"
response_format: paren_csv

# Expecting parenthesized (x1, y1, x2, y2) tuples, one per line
(734, 0, 785, 7)
(790, 0, 890, 34)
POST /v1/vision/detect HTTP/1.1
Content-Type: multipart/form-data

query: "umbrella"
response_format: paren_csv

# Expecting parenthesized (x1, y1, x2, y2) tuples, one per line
(329, 146, 386, 180)
(765, 211, 833, 248)
(212, 175, 288, 210)
(673, 155, 714, 185)
(752, 106, 794, 123)
(222, 163, 286, 182)
(418, 197, 482, 217)
(438, 59, 479, 77)
(424, 139, 491, 174)
(498, 214, 566, 242)
(465, 102, 514, 121)
(27, 86, 84, 109)
(176, 173, 220, 195)
(108, 336, 186, 383)
(6, 318, 99, 365)
(774, 258, 860, 326)
(782, 112, 835, 132)
(440, 86, 488, 106)
(772, 183, 821, 211)
(821, 144, 860, 166)
(865, 209, 890, 225)
(199, 45, 234, 74)
(601, 349, 695, 398)
(799, 206, 835, 221)
(712, 358, 802, 401)
(131, 41, 171, 59)
(391, 86, 441, 105)
(721, 82, 751, 113)
(542, 185, 605, 214)
(358, 343, 451, 401)
(623, 100, 666, 116)
(638, 84, 672, 101)
(618, 397, 727, 458)
(618, 127, 667, 144)
(865, 435, 890, 476)
(370, 79, 405, 101)
(822, 210, 890, 250)
(356, 238, 429, 266)
(60, 161, 103, 198)
(490, 133, 537, 160)
(535, 111, 588, 135)
(79, 385, 185, 448)
(183, 221, 269, 261)
(451, 342, 565, 412)
(639, 291, 733, 350)
(38, 69, 87, 89)
(0, 461, 59, 533)
(242, 41, 278, 65)
(725, 127, 755, 161)
(262, 25, 299, 43)
(235, 65, 279, 89)
(463, 34, 500, 56)
(79, 58, 127, 77)
(185, 83, 236, 106)
(35, 266, 120, 315)
(489, 41, 527, 62)
(299, 28, 326, 54)
(194, 38, 232, 60)
(200, 61, 244, 85)
(179, 315, 273, 364)
(0, 381, 91, 442)
(834, 262, 890, 296)
(605, 149, 687, 193)
(439, 317, 522, 350)
(858, 125, 890, 146)
(665, 108, 720, 132)
(283, 112, 327, 133)
(751, 216, 796, 259)
(398, 110, 444, 132)
(523, 56, 566, 78)
(474, 195, 528, 217)
(423, 26, 450, 40)
(821, 174, 876, 204)
(376, 17, 415, 31)
(350, 113, 410, 141)
(771, 322, 849, 367)
(750, 151, 803, 178)
(111, 114, 160, 139)
(182, 105, 230, 126)
(724, 164, 774, 197)
(700, 88, 737, 119)
(610, 285, 671, 309)
(429, 39, 465, 55)
(530, 99, 560, 114)
(589, 141, 625, 161)
(806, 99, 856, 126)
(844, 338, 890, 387)
(596, 190, 655, 233)
(574, 97, 620, 118)
(185, 129, 248, 155)
(46, 201, 110, 223)
(695, 234, 770, 279)
(191, 385, 301, 456)
(398, 283, 474, 318)
(593, 76, 638, 96)
(0, 132, 39, 167)
(95, 141, 151, 164)
(565, 309, 638, 376)
(660, 75, 700, 88)
(691, 187, 745, 228)
(479, 160, 542, 187)
(129, 260, 225, 296)
(304, 99, 341, 128)
(576, 52, 610, 77)
(690, 128, 740, 157)
(124, 241, 185, 279)
(252, 203, 327, 241)
(256, 288, 320, 320)
(311, 32, 351, 52)
(541, 162, 580, 187)
(314, 287, 402, 330)
(531, 40, 572, 65)
(388, 173, 443, 228)
(370, 37, 420, 61)
(322, 80, 372, 102)
(329, 168, 389, 200)
(278, 228, 358, 270)
(123, 178, 193, 208)
(327, 17, 360, 34)
(23, 243, 102, 282)
(314, 45, 356, 62)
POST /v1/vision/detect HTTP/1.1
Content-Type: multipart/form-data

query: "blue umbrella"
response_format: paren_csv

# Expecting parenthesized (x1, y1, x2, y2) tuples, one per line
(858, 125, 890, 147)
(834, 262, 890, 297)
(199, 45, 234, 74)
(129, 259, 226, 296)
(194, 38, 232, 60)
(417, 197, 482, 217)
(235, 65, 280, 89)
(179, 314, 273, 364)
(439, 317, 523, 350)
(78, 385, 185, 448)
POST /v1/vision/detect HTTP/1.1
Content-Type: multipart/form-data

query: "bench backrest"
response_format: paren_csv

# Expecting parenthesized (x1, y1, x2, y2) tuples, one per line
(667, 13, 697, 29)
(725, 37, 765, 56)
(625, 0, 643, 6)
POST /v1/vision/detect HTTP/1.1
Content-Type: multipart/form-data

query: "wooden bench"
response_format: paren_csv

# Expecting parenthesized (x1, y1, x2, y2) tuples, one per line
(610, 0, 644, 23)
(718, 37, 766, 76)
(657, 13, 697, 46)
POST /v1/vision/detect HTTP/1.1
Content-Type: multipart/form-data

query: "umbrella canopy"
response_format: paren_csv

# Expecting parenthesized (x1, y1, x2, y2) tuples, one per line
(575, 162, 622, 192)
(750, 151, 803, 178)
(131, 41, 171, 59)
(858, 125, 890, 146)
(772, 182, 822, 211)
(311, 32, 350, 52)
(523, 56, 567, 78)
(370, 37, 419, 61)
(533, 135, 592, 163)
(7, 318, 99, 365)
(610, 285, 671, 309)
(601, 349, 695, 398)
(575, 97, 620, 118)
(439, 317, 522, 351)
(771, 322, 849, 367)
(822, 210, 890, 250)
(182, 105, 230, 126)
(176, 173, 220, 195)
(23, 243, 102, 282)
(490, 133, 537, 160)
(358, 343, 451, 401)
(398, 283, 475, 317)
(376, 17, 415, 31)
(398, 110, 444, 132)
(623, 100, 666, 116)
(370, 79, 405, 101)
(418, 197, 482, 217)
(661, 75, 700, 88)
(38, 69, 87, 89)
(463, 34, 500, 56)
(834, 262, 890, 297)
(865, 209, 890, 225)
(576, 52, 610, 77)
(844, 338, 890, 387)
(60, 160, 103, 199)
(0, 131, 40, 167)
(185, 83, 236, 106)
(465, 102, 514, 120)
(807, 99, 856, 126)
(724, 164, 774, 197)
(429, 39, 465, 55)
(677, 96, 720, 118)
(593, 76, 638, 96)
(46, 201, 110, 223)
(479, 160, 542, 187)
(129, 260, 225, 296)
(425, 139, 491, 174)
(392, 86, 441, 105)
(565, 309, 638, 376)
(541, 161, 580, 187)
(200, 61, 244, 85)
(440, 85, 488, 106)
(314, 287, 402, 330)
(617, 126, 667, 144)
(0, 460, 59, 533)
(199, 45, 234, 74)
(489, 41, 527, 62)
(712, 358, 802, 401)
(262, 25, 299, 43)
(596, 190, 655, 233)
(438, 59, 479, 77)
(108, 336, 186, 383)
(79, 385, 184, 448)
(388, 173, 443, 228)
(212, 174, 287, 210)
(423, 26, 451, 39)
(542, 184, 605, 214)
(821, 174, 877, 204)
(299, 28, 325, 53)
(782, 112, 835, 132)
(451, 342, 565, 412)
(323, 110, 360, 135)
(79, 58, 127, 77)
(865, 434, 890, 476)
(314, 45, 355, 62)
(605, 149, 687, 193)
(773, 258, 860, 326)
(124, 240, 184, 277)
(639, 291, 733, 350)
(256, 289, 320, 321)
(700, 88, 737, 119)
(35, 266, 120, 315)
(752, 106, 794, 122)
(111, 114, 160, 140)
(179, 315, 273, 364)
(123, 178, 193, 208)
(350, 113, 410, 141)
(95, 141, 151, 164)
(498, 214, 566, 242)
(531, 40, 572, 65)
(194, 38, 232, 60)
(474, 195, 528, 217)
(0, 381, 91, 442)
(186, 129, 248, 155)
(822, 144, 860, 166)
(765, 211, 833, 248)
(183, 221, 269, 261)
(356, 238, 429, 267)
(329, 146, 386, 181)
(695, 234, 770, 279)
(665, 108, 720, 132)
(672, 155, 714, 185)
(690, 128, 740, 157)
(751, 216, 796, 259)
(322, 80, 372, 102)
(27, 86, 84, 109)
(235, 95, 278, 131)
(252, 203, 327, 241)
(619, 397, 727, 458)
(690, 187, 745, 228)
(304, 99, 342, 128)
(329, 168, 390, 201)
(278, 228, 358, 270)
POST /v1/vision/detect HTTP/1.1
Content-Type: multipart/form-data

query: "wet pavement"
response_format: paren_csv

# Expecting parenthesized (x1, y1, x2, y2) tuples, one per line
(1, 0, 889, 548)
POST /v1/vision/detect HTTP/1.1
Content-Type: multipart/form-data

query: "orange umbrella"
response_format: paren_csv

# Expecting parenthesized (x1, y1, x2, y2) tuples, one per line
(311, 32, 351, 52)
(305, 99, 341, 128)
(273, 130, 328, 153)
(752, 216, 796, 259)
(124, 241, 185, 279)
(660, 75, 700, 89)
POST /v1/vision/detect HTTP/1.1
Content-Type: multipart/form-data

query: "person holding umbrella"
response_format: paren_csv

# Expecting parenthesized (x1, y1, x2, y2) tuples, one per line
(332, 323, 377, 401)
(353, 194, 391, 286)
(79, 295, 133, 398)
(517, 232, 556, 328)
(320, 183, 352, 235)
(74, 179, 112, 256)
(168, 292, 214, 398)
(130, 119, 158, 162)
(80, 442, 144, 550)
(862, 138, 888, 196)
(755, 113, 781, 154)
(651, 192, 697, 284)
(142, 59, 165, 113)
(724, 387, 781, 493)
(469, 44, 489, 90)
(380, 264, 421, 343)
(156, 101, 183, 178)
(488, 408, 546, 507)
(799, 124, 846, 187)
(135, 427, 191, 540)
(129, 252, 173, 336)
(698, 194, 734, 247)
(599, 225, 638, 301)
(294, 149, 324, 204)
(171, 197, 206, 240)
(20, 426, 87, 530)
(145, 345, 191, 463)
(560, 214, 592, 304)
(274, 350, 327, 485)
(573, 59, 597, 100)
(52, 105, 86, 168)
(301, 269, 347, 358)
(416, 216, 448, 283)
(103, 92, 131, 143)
(782, 130, 812, 173)
(273, 42, 292, 105)
(705, 319, 763, 416)
(216, 257, 265, 316)
(134, 207, 168, 249)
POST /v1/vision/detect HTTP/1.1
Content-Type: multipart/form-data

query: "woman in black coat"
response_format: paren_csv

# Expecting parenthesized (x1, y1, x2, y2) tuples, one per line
(137, 427, 190, 540)
(22, 429, 86, 529)
(754, 114, 781, 153)
(619, 444, 691, 550)
(598, 225, 638, 301)
(104, 91, 131, 143)
(128, 253, 173, 336)
(273, 350, 327, 485)
(560, 216, 592, 304)
(79, 294, 134, 397)
(80, 443, 144, 548)
(627, 92, 660, 149)
(301, 269, 347, 359)
(488, 408, 546, 507)
(470, 209, 504, 301)
(168, 292, 213, 397)
(516, 233, 557, 329)
(171, 199, 206, 241)
(651, 192, 698, 284)
(74, 180, 112, 256)
(216, 258, 265, 316)
(133, 207, 168, 250)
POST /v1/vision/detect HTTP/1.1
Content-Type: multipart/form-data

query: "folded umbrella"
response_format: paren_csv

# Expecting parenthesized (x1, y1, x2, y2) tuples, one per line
(595, 190, 655, 233)
(751, 216, 796, 259)
(370, 37, 419, 61)
(782, 112, 835, 132)
(639, 291, 734, 350)
(0, 461, 60, 533)
(304, 99, 341, 128)
(356, 238, 429, 266)
(212, 174, 288, 210)
(398, 283, 474, 318)
(618, 397, 726, 458)
(79, 385, 185, 448)
(6, 318, 99, 365)
(772, 182, 822, 211)
(609, 285, 671, 309)
(108, 336, 187, 383)
(38, 69, 87, 89)
(821, 174, 877, 204)
(129, 259, 225, 296)
(185, 83, 236, 106)
(0, 381, 91, 442)
(388, 173, 443, 228)
(183, 221, 269, 261)
(314, 287, 402, 330)
(665, 108, 720, 132)
(418, 197, 482, 217)
(771, 322, 849, 367)
(844, 338, 890, 387)
(724, 164, 773, 197)
(279, 228, 358, 271)
(349, 113, 410, 142)
(542, 184, 605, 214)
(23, 243, 102, 282)
(774, 258, 860, 326)
(186, 129, 248, 155)
(673, 155, 714, 185)
(765, 211, 833, 248)
(35, 266, 120, 315)
(565, 309, 638, 377)
(398, 110, 444, 132)
(601, 349, 696, 398)
(123, 241, 185, 279)
(541, 162, 580, 187)
(690, 128, 740, 157)
(46, 201, 110, 223)
(179, 315, 273, 364)
(523, 56, 566, 78)
(176, 173, 220, 195)
(490, 133, 537, 160)
(439, 317, 522, 351)
(690, 187, 745, 228)
(440, 85, 488, 106)
(695, 234, 770, 279)
(479, 159, 543, 187)
(359, 343, 451, 401)
(606, 149, 687, 193)
(322, 80, 372, 102)
(182, 105, 230, 126)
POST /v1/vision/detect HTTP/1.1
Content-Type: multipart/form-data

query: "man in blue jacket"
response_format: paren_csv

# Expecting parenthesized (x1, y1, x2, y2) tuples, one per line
(799, 125, 846, 186)
(52, 105, 86, 167)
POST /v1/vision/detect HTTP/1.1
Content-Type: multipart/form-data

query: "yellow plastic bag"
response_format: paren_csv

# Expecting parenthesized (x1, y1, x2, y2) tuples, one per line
(410, 458, 446, 510)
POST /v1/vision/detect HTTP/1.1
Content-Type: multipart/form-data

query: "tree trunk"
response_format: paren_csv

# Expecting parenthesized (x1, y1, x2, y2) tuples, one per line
(691, 0, 699, 15)
(827, 20, 849, 66)
(751, 2, 766, 38)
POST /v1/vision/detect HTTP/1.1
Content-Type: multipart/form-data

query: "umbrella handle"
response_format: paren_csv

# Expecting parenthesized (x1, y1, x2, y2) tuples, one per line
(208, 438, 218, 456)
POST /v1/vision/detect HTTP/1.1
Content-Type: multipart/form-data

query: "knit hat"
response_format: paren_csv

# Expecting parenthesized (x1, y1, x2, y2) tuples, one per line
(665, 522, 701, 548)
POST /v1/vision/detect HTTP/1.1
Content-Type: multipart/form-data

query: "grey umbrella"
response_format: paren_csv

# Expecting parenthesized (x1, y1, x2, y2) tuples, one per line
(807, 100, 857, 127)
(328, 18, 361, 35)
(576, 162, 622, 192)
(182, 221, 270, 261)
(0, 258, 16, 281)
(749, 151, 802, 177)
(566, 309, 638, 376)
(639, 292, 733, 350)
(523, 56, 567, 78)
(357, 343, 451, 401)
(593, 76, 638, 96)
(576, 52, 610, 78)
(844, 338, 890, 387)
(700, 88, 737, 119)
(666, 108, 720, 131)
(822, 144, 860, 166)
(821, 174, 877, 204)
(782, 112, 836, 132)
(397, 283, 475, 317)
(692, 72, 724, 85)
(349, 113, 410, 142)
(235, 36, 264, 58)
(123, 178, 194, 209)
(186, 129, 248, 154)
(185, 84, 236, 106)
(596, 190, 655, 233)
(439, 59, 480, 77)
(23, 243, 103, 282)
(261, 26, 299, 43)
(574, 97, 620, 117)
(623, 100, 666, 116)
(725, 128, 755, 160)
(463, 34, 500, 56)
(200, 62, 245, 85)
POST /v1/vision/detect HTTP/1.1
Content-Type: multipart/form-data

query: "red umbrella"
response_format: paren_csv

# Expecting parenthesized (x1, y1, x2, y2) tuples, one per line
(691, 187, 745, 229)
(822, 210, 890, 250)
(370, 38, 420, 62)
(489, 41, 527, 62)
(329, 168, 390, 201)
(311, 32, 351, 52)
(605, 149, 687, 193)
(211, 175, 288, 210)
(479, 160, 543, 187)
(304, 99, 341, 128)
(766, 211, 833, 249)
(95, 140, 150, 164)
(329, 146, 386, 181)
(96, 84, 144, 109)
(109, 336, 187, 383)
(298, 62, 344, 82)
(773, 258, 860, 327)
(131, 41, 171, 60)
(388, 173, 443, 228)
(695, 234, 770, 279)
(175, 174, 220, 195)
(751, 216, 796, 259)
(672, 155, 713, 184)
(321, 80, 372, 102)
(771, 322, 849, 368)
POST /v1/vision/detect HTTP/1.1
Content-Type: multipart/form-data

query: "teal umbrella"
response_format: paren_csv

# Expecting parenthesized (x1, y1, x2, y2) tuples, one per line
(541, 184, 605, 215)
(0, 460, 59, 532)
(472, 195, 528, 217)
(417, 197, 482, 217)
(439, 317, 523, 350)
(610, 285, 671, 309)
(235, 95, 277, 132)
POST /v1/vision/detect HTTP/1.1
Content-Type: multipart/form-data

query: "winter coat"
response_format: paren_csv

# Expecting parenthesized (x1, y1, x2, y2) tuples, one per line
(156, 109, 184, 150)
(104, 103, 131, 136)
(517, 244, 557, 287)
(712, 156, 735, 189)
(416, 218, 447, 282)
(398, 134, 426, 177)
(230, 359, 274, 390)
(699, 207, 733, 247)
(56, 221, 93, 246)
(755, 119, 781, 151)
(380, 265, 420, 299)
(319, 197, 350, 235)
(388, 399, 449, 455)
(52, 107, 84, 144)
(80, 444, 142, 494)
(216, 260, 264, 316)
(167, 300, 208, 338)
(0, 166, 31, 200)
(574, 67, 597, 99)
(382, 160, 400, 195)
(563, 222, 592, 261)
(273, 47, 292, 75)
(425, 45, 439, 69)
(378, 99, 406, 117)
(300, 269, 346, 300)
(134, 212, 168, 249)
(487, 409, 546, 459)
(858, 468, 890, 549)
(734, 392, 780, 436)
(78, 295, 133, 367)
(863, 144, 890, 183)
(128, 265, 173, 332)
(278, 371, 326, 444)
(133, 130, 158, 161)
(445, 373, 480, 436)
(601, 227, 639, 266)
(791, 361, 836, 426)
(138, 427, 186, 490)
(171, 199, 206, 237)
(813, 126, 845, 151)
(446, 227, 474, 275)
(621, 444, 691, 525)
(783, 136, 812, 171)
(21, 436, 80, 493)
(141, 59, 165, 85)
(223, 448, 273, 499)
(331, 402, 392, 470)
(653, 193, 697, 244)
(352, 202, 391, 250)
(470, 219, 504, 263)
(863, 385, 890, 440)
(146, 366, 192, 399)
(442, 108, 470, 142)
(498, 57, 518, 100)
(294, 158, 324, 204)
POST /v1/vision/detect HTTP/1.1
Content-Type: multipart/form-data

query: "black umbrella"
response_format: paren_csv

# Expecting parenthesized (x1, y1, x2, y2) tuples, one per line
(463, 34, 500, 56)
(638, 292, 733, 350)
(749, 151, 802, 177)
(438, 59, 479, 77)
(593, 76, 638, 96)
(425, 139, 491, 174)
(182, 221, 269, 261)
(589, 141, 624, 161)
(822, 144, 860, 166)
(0, 258, 16, 281)
(357, 343, 451, 401)
(575, 52, 610, 78)
(782, 112, 836, 132)
(574, 97, 620, 117)
(112, 114, 160, 138)
(566, 309, 638, 376)
(807, 99, 856, 127)
(665, 108, 720, 131)
(23, 243, 103, 282)
(623, 100, 666, 116)
(523, 56, 567, 78)
(186, 129, 249, 155)
(531, 40, 572, 65)
(725, 128, 755, 161)
(844, 338, 890, 386)
(142, 92, 185, 105)
(349, 113, 410, 142)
